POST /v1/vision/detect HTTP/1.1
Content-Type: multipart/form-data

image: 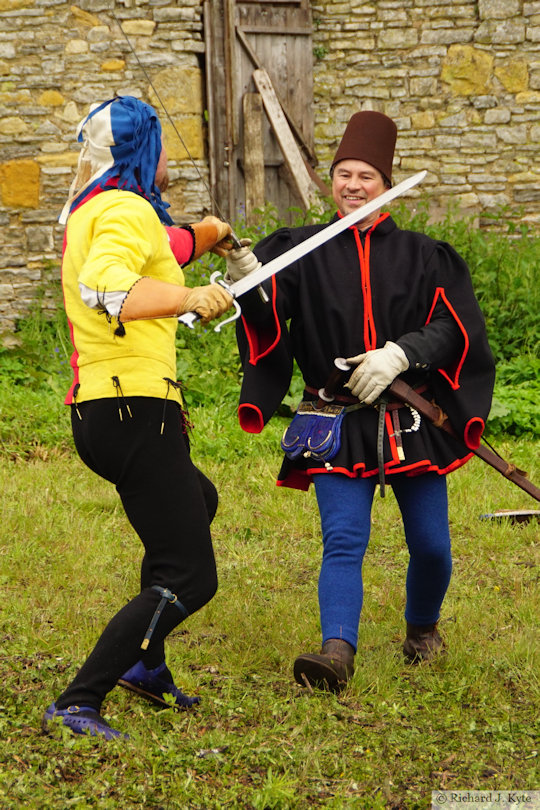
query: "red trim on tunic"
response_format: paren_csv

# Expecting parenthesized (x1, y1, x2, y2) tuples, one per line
(277, 450, 475, 490)
(61, 228, 80, 405)
(426, 286, 469, 391)
(346, 212, 390, 351)
(243, 276, 282, 366)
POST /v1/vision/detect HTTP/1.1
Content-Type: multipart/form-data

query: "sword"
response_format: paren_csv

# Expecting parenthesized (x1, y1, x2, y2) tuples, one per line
(178, 170, 427, 330)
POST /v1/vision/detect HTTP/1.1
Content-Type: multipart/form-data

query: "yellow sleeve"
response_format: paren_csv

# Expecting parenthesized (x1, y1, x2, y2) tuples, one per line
(78, 194, 158, 295)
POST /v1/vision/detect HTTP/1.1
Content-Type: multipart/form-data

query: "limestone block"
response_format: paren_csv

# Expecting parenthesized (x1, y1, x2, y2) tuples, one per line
(411, 111, 436, 129)
(494, 60, 529, 92)
(401, 156, 439, 172)
(484, 108, 511, 123)
(377, 29, 418, 49)
(25, 225, 54, 252)
(456, 192, 480, 207)
(0, 0, 33, 9)
(420, 28, 476, 46)
(0, 159, 40, 208)
(147, 66, 203, 115)
(65, 39, 89, 55)
(87, 26, 110, 43)
(122, 20, 156, 37)
(508, 170, 538, 183)
(441, 45, 494, 95)
(478, 191, 511, 207)
(410, 76, 437, 96)
(162, 116, 204, 161)
(515, 90, 540, 102)
(62, 101, 81, 123)
(461, 131, 497, 148)
(70, 6, 101, 27)
(475, 20, 525, 44)
(38, 90, 65, 107)
(0, 88, 31, 105)
(0, 43, 16, 59)
(497, 124, 528, 144)
(0, 117, 29, 135)
(479, 0, 521, 19)
(438, 110, 469, 128)
(527, 26, 540, 41)
(36, 153, 79, 167)
(100, 59, 126, 72)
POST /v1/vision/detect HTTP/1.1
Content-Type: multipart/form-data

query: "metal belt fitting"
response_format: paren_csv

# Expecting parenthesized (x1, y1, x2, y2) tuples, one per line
(141, 586, 189, 650)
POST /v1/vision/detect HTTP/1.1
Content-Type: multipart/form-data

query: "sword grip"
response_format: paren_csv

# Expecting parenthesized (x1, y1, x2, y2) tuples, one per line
(178, 311, 200, 329)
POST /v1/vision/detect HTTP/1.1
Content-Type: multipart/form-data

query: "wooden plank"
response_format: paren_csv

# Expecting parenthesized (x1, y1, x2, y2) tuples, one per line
(204, 0, 226, 216)
(252, 67, 317, 210)
(224, 0, 238, 144)
(242, 93, 266, 221)
(236, 25, 317, 164)
(239, 25, 312, 34)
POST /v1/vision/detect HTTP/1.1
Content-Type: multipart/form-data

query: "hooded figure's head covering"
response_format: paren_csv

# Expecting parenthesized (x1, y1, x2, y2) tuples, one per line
(331, 110, 397, 185)
(59, 95, 173, 225)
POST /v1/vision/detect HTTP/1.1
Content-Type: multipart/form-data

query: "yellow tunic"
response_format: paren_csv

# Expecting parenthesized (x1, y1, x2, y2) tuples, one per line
(62, 189, 184, 405)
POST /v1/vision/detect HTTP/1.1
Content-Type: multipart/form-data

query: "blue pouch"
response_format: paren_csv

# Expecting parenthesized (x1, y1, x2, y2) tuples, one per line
(280, 401, 346, 466)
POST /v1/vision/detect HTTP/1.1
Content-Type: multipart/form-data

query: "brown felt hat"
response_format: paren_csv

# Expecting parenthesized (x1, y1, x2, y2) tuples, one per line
(331, 111, 397, 183)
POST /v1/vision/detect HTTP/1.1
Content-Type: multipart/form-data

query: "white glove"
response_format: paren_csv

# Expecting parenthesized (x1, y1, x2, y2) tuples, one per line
(224, 238, 261, 283)
(345, 341, 409, 405)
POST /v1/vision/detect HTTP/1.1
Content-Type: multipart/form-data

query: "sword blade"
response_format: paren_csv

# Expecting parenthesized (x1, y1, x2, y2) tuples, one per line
(178, 170, 426, 328)
(230, 170, 426, 297)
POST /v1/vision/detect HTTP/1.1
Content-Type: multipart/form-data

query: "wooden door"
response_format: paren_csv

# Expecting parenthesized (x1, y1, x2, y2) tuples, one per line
(204, 0, 317, 224)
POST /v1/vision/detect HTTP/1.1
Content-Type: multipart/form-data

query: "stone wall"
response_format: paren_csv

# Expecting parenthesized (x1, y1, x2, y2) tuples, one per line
(0, 0, 538, 340)
(311, 0, 540, 225)
(0, 0, 209, 342)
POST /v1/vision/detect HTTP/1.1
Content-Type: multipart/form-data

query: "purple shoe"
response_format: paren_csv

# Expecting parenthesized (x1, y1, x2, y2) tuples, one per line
(118, 660, 200, 709)
(42, 703, 128, 740)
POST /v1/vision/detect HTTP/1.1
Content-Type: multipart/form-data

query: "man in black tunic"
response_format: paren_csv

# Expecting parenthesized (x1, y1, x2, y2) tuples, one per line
(226, 111, 495, 691)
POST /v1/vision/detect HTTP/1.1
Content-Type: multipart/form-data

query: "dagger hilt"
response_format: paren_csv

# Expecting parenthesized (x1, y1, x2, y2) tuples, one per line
(316, 358, 352, 405)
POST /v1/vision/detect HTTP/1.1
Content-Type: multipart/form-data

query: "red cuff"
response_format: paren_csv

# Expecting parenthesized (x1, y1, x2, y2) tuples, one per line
(238, 403, 265, 433)
(165, 226, 195, 266)
(464, 417, 485, 449)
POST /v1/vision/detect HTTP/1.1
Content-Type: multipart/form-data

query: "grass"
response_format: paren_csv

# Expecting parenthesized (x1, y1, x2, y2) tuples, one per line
(0, 406, 538, 809)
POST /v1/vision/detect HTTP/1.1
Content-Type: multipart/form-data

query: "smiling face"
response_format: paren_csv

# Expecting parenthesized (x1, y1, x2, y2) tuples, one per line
(331, 159, 388, 229)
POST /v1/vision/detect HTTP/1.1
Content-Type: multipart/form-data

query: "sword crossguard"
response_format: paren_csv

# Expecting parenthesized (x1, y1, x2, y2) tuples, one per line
(178, 271, 242, 331)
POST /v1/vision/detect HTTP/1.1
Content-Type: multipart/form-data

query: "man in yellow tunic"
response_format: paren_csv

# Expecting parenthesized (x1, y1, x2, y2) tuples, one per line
(43, 96, 233, 739)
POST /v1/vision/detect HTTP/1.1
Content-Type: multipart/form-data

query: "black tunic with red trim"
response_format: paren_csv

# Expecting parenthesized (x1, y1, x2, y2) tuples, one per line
(236, 213, 495, 491)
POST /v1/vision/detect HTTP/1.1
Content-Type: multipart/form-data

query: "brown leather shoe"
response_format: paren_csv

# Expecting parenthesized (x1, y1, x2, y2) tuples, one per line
(403, 622, 445, 663)
(293, 639, 355, 692)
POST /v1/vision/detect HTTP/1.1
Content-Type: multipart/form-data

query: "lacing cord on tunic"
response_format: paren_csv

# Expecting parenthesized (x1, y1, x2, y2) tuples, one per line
(111, 376, 133, 421)
(72, 383, 82, 421)
(161, 378, 193, 436)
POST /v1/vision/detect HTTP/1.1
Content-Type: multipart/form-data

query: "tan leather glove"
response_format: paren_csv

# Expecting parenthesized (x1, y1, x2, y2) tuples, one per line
(224, 238, 261, 282)
(182, 283, 233, 324)
(120, 277, 233, 325)
(345, 341, 409, 405)
(190, 215, 233, 260)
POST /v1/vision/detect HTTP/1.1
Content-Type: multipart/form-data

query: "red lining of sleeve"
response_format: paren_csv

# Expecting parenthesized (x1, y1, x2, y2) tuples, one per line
(238, 403, 265, 433)
(426, 286, 469, 390)
(242, 276, 282, 366)
(464, 417, 485, 449)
